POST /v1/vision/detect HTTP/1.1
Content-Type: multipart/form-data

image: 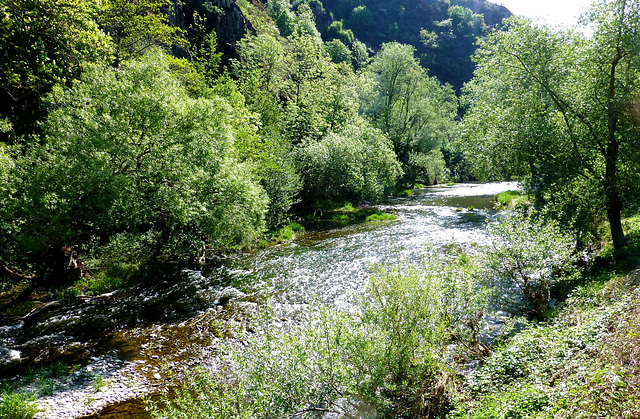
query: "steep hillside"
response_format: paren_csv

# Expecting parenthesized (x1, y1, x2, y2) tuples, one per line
(169, 0, 511, 90)
(311, 0, 512, 89)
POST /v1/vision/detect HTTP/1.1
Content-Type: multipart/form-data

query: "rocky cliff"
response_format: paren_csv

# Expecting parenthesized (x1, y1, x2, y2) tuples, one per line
(170, 0, 254, 65)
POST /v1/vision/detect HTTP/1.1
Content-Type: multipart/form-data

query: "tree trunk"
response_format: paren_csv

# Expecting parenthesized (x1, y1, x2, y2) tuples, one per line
(605, 48, 626, 251)
(604, 138, 625, 250)
(605, 185, 626, 250)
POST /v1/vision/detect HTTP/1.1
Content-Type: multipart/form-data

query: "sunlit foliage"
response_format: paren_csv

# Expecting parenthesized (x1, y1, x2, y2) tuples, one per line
(462, 1, 640, 249)
(5, 51, 268, 277)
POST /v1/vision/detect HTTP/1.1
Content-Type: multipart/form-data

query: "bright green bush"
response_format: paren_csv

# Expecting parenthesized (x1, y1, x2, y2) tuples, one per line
(270, 222, 305, 242)
(296, 120, 402, 203)
(324, 39, 351, 65)
(8, 50, 268, 276)
(395, 188, 413, 197)
(495, 190, 521, 208)
(365, 211, 396, 221)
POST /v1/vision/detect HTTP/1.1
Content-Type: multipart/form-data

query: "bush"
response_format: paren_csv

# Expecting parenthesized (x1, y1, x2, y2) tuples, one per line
(8, 50, 269, 277)
(296, 120, 402, 204)
(149, 251, 489, 418)
(494, 190, 521, 208)
(366, 211, 397, 221)
(270, 222, 305, 243)
(484, 213, 578, 319)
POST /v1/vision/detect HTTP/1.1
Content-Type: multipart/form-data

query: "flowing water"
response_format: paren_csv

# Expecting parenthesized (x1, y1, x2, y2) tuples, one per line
(0, 182, 518, 417)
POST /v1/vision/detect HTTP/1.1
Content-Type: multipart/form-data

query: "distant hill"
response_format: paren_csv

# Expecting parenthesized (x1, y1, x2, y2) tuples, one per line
(309, 0, 512, 89)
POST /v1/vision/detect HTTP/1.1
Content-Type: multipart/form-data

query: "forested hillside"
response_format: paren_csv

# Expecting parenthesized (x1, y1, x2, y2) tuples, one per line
(1, 0, 475, 283)
(312, 0, 511, 89)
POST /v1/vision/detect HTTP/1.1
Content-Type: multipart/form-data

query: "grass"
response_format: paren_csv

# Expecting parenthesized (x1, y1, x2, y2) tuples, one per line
(21, 361, 71, 397)
(395, 188, 413, 197)
(0, 391, 37, 419)
(304, 201, 396, 224)
(73, 271, 131, 296)
(92, 375, 106, 393)
(267, 222, 305, 244)
(366, 211, 397, 222)
(494, 190, 522, 208)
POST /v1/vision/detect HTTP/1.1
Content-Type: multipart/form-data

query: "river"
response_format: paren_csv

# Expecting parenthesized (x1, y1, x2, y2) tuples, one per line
(0, 182, 518, 418)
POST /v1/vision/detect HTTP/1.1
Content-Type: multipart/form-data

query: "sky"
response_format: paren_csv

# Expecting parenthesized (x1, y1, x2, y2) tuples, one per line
(497, 0, 594, 27)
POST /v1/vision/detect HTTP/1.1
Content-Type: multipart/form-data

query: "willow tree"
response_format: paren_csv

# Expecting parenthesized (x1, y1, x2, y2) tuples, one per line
(5, 51, 268, 280)
(365, 42, 457, 185)
(462, 0, 640, 249)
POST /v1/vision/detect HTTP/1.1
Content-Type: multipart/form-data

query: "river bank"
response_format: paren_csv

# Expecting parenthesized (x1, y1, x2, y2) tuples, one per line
(4, 182, 638, 418)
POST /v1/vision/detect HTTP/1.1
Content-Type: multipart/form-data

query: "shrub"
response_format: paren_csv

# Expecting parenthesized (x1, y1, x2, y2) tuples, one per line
(484, 213, 578, 319)
(366, 211, 397, 221)
(149, 251, 489, 418)
(296, 120, 402, 204)
(8, 50, 268, 277)
(450, 273, 640, 419)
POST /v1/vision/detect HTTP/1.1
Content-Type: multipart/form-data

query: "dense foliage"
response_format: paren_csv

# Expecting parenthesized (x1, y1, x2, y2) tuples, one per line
(449, 269, 640, 419)
(0, 0, 467, 282)
(9, 53, 268, 276)
(484, 213, 578, 320)
(462, 1, 640, 250)
(314, 0, 512, 90)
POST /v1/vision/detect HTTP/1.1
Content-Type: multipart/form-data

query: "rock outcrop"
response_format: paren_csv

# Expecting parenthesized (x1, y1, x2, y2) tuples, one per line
(169, 0, 254, 65)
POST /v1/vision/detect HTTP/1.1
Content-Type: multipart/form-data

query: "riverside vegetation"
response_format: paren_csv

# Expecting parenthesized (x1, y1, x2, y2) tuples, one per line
(144, 212, 640, 419)
(1, 0, 640, 417)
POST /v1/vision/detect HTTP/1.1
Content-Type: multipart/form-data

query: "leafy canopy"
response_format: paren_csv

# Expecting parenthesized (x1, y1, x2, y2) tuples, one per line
(462, 1, 640, 249)
(9, 51, 268, 272)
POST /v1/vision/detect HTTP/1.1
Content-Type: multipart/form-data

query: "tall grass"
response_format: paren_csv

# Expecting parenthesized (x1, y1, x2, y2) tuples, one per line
(0, 391, 37, 419)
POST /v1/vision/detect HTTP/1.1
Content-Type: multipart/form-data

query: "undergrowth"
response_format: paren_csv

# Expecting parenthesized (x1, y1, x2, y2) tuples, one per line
(149, 212, 640, 418)
(0, 391, 37, 419)
(148, 250, 489, 418)
(449, 271, 640, 419)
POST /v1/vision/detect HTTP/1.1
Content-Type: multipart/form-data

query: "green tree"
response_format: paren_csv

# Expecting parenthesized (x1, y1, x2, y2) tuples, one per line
(7, 51, 267, 279)
(296, 119, 402, 203)
(324, 38, 351, 65)
(326, 19, 354, 45)
(97, 0, 185, 62)
(0, 0, 112, 142)
(365, 42, 457, 185)
(351, 39, 370, 70)
(348, 5, 374, 35)
(294, 2, 321, 39)
(462, 1, 640, 250)
(275, 10, 295, 37)
(188, 12, 223, 87)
